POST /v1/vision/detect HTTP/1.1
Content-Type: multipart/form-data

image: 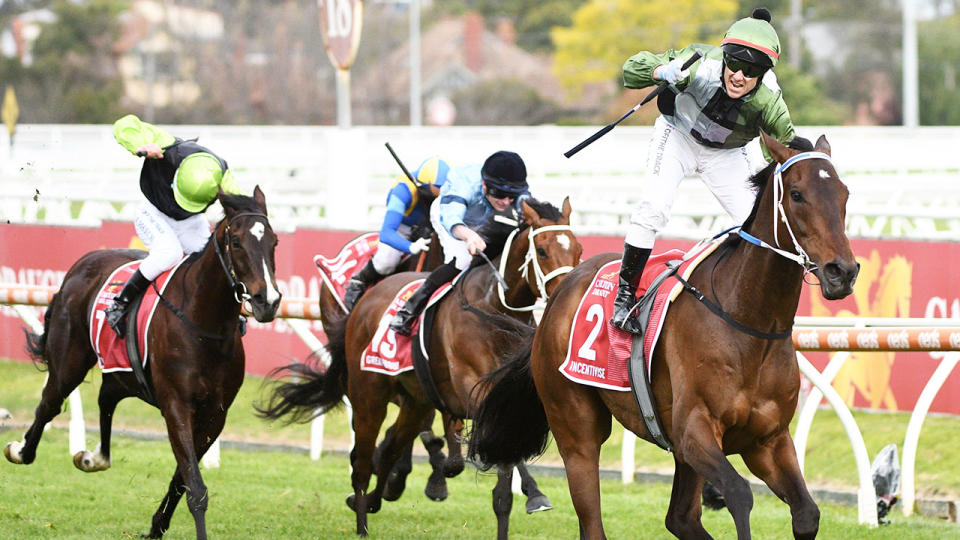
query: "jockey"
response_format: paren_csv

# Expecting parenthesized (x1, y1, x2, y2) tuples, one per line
(342, 156, 451, 312)
(104, 114, 246, 337)
(610, 7, 797, 333)
(388, 150, 531, 336)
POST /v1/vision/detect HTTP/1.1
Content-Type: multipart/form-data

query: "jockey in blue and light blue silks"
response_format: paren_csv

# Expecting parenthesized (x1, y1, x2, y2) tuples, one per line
(388, 150, 531, 336)
(341, 157, 451, 312)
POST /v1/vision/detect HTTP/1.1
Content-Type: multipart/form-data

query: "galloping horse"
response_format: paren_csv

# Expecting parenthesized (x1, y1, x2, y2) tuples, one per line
(263, 197, 582, 538)
(469, 134, 859, 539)
(5, 188, 281, 540)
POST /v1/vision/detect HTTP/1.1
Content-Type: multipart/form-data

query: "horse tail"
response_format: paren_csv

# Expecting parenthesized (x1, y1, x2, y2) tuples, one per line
(467, 330, 549, 469)
(22, 292, 57, 367)
(256, 313, 349, 423)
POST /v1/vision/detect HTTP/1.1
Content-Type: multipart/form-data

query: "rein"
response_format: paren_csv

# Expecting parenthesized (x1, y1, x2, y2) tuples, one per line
(155, 210, 269, 341)
(496, 224, 575, 312)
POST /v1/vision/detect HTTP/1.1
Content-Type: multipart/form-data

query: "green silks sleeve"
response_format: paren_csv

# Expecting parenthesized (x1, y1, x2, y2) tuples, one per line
(112, 114, 176, 156)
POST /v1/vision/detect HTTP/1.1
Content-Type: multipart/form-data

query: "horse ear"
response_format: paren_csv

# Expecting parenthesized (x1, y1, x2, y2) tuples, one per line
(521, 200, 541, 228)
(561, 196, 572, 222)
(760, 130, 790, 163)
(814, 135, 831, 156)
(253, 185, 267, 210)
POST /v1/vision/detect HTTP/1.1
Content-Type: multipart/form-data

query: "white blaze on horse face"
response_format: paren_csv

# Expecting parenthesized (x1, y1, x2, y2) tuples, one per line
(556, 234, 571, 251)
(261, 260, 281, 304)
(819, 169, 832, 180)
(249, 221, 266, 241)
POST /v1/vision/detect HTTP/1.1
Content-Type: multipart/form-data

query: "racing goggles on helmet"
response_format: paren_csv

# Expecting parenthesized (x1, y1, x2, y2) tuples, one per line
(723, 53, 766, 78)
(481, 171, 525, 200)
(486, 185, 518, 200)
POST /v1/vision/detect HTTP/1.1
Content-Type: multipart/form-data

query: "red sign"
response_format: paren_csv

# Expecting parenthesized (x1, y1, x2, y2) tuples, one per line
(318, 0, 363, 70)
(2, 224, 960, 415)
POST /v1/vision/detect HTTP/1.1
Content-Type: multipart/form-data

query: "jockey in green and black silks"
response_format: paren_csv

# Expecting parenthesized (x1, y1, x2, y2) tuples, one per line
(104, 114, 246, 337)
(610, 8, 797, 333)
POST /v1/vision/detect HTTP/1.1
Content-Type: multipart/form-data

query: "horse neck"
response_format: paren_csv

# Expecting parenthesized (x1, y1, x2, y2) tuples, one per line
(183, 225, 243, 331)
(716, 205, 806, 334)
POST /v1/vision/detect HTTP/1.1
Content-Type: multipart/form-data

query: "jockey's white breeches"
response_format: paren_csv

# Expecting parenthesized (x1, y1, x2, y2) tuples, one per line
(430, 199, 472, 270)
(134, 201, 210, 280)
(371, 223, 411, 275)
(625, 116, 759, 249)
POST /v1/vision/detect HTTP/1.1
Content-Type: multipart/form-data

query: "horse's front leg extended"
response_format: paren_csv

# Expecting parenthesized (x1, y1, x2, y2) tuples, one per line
(742, 431, 820, 540)
(665, 459, 710, 539)
(160, 408, 208, 540)
(148, 469, 187, 539)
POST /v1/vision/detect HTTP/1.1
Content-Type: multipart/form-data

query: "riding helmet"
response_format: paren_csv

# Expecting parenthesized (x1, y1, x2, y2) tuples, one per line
(480, 150, 528, 195)
(721, 8, 780, 68)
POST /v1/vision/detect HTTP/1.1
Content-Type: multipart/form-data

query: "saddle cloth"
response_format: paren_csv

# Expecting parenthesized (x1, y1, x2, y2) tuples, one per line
(89, 259, 185, 372)
(314, 232, 379, 303)
(360, 275, 457, 375)
(559, 241, 721, 390)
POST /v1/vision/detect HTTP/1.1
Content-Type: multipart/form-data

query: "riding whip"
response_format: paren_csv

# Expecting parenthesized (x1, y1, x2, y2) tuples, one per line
(563, 51, 702, 158)
(478, 251, 508, 290)
(384, 142, 421, 186)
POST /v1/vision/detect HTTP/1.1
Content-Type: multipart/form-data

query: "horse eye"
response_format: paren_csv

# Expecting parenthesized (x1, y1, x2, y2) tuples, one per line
(536, 247, 547, 257)
(790, 190, 803, 203)
(231, 237, 242, 249)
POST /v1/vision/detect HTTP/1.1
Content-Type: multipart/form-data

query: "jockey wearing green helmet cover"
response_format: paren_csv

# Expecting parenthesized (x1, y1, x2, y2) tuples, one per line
(104, 114, 246, 337)
(611, 7, 797, 334)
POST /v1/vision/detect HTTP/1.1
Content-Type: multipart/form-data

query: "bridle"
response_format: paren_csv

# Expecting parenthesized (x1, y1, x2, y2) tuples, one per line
(497, 224, 576, 312)
(737, 151, 832, 274)
(212, 211, 270, 303)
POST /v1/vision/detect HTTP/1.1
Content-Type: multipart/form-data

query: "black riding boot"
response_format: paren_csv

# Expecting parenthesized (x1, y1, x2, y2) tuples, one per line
(342, 260, 383, 312)
(388, 262, 460, 336)
(609, 244, 652, 334)
(104, 269, 151, 337)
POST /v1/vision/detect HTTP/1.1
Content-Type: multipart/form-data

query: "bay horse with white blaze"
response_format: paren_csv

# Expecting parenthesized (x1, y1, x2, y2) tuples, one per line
(262, 197, 582, 538)
(5, 188, 281, 540)
(469, 134, 859, 539)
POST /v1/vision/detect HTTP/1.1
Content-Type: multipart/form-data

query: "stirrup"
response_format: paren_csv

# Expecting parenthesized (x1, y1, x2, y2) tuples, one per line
(105, 302, 129, 336)
(389, 312, 415, 336)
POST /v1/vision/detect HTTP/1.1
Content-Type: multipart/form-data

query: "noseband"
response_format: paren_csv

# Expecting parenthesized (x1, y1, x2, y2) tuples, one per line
(497, 224, 576, 312)
(737, 151, 833, 273)
(212, 211, 270, 303)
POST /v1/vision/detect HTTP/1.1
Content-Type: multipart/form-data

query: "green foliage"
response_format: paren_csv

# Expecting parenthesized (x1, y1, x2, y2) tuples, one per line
(774, 62, 849, 125)
(428, 0, 582, 52)
(918, 14, 960, 125)
(551, 0, 738, 96)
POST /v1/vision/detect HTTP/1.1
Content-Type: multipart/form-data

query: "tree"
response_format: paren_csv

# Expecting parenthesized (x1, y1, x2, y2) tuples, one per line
(918, 13, 960, 125)
(428, 0, 582, 52)
(551, 0, 738, 97)
(451, 79, 559, 125)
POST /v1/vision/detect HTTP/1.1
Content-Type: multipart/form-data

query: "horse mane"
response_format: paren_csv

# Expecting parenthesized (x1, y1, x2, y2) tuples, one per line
(519, 197, 562, 231)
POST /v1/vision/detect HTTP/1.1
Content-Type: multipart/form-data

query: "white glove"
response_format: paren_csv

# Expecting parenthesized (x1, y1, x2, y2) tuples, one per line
(408, 237, 431, 255)
(656, 57, 690, 84)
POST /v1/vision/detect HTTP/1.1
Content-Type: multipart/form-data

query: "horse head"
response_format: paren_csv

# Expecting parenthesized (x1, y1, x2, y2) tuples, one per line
(216, 186, 282, 321)
(757, 132, 859, 300)
(514, 196, 582, 300)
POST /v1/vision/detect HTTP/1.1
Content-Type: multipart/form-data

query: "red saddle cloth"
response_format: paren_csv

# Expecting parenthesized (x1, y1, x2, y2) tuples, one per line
(314, 232, 379, 305)
(360, 279, 454, 375)
(89, 259, 185, 372)
(559, 241, 721, 390)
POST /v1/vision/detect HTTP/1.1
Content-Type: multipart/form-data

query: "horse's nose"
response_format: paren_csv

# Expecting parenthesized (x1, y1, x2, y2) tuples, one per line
(820, 258, 859, 299)
(251, 290, 281, 321)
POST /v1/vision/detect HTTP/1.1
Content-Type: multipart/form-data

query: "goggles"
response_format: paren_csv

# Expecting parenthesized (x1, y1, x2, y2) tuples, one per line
(486, 185, 518, 200)
(723, 54, 765, 78)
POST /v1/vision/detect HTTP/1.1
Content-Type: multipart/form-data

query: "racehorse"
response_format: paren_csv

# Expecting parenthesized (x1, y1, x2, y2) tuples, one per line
(262, 197, 582, 538)
(5, 188, 281, 540)
(468, 134, 859, 539)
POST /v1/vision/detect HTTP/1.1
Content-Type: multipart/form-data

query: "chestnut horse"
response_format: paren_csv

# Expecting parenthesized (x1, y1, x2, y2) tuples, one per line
(5, 188, 281, 540)
(263, 197, 582, 537)
(469, 134, 859, 539)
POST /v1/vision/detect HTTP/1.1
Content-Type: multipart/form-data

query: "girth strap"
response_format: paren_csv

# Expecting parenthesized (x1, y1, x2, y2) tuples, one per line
(124, 293, 159, 407)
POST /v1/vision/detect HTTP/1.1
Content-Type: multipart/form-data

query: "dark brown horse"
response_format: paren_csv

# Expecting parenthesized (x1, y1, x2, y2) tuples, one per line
(5, 188, 281, 540)
(469, 134, 859, 539)
(263, 197, 582, 537)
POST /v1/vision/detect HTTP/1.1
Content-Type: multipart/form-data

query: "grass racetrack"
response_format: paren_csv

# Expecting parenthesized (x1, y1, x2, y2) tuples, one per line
(2, 359, 959, 539)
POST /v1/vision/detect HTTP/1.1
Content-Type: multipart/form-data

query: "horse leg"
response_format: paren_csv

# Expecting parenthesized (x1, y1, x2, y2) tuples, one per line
(158, 406, 209, 540)
(347, 390, 391, 536)
(5, 344, 96, 465)
(73, 380, 126, 472)
(492, 464, 516, 540)
(664, 459, 710, 539)
(420, 410, 453, 502)
(147, 469, 187, 539)
(742, 432, 820, 540)
(374, 422, 414, 502)
(440, 414, 465, 478)
(366, 400, 436, 508)
(517, 462, 553, 513)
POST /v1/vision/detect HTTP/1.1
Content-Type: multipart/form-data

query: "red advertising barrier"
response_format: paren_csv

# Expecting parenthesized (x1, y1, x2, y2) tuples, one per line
(2, 222, 959, 414)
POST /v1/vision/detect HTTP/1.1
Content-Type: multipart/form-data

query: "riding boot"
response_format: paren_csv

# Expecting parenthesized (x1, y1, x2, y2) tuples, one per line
(105, 269, 151, 337)
(388, 262, 460, 336)
(342, 260, 383, 312)
(609, 244, 652, 334)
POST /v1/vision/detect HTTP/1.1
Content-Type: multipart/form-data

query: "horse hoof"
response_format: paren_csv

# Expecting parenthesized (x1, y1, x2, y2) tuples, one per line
(424, 475, 449, 502)
(73, 450, 110, 472)
(525, 495, 553, 513)
(4, 441, 24, 464)
(383, 474, 407, 501)
(443, 456, 465, 478)
(345, 493, 381, 513)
